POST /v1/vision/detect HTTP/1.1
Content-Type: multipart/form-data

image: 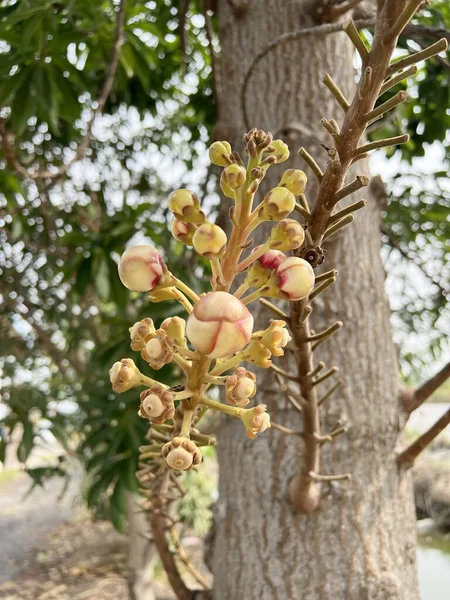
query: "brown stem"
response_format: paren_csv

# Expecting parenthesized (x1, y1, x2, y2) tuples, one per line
(397, 407, 450, 467)
(401, 361, 450, 414)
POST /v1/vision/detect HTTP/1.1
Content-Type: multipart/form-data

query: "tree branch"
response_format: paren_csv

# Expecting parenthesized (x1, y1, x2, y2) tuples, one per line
(401, 361, 450, 414)
(397, 407, 450, 467)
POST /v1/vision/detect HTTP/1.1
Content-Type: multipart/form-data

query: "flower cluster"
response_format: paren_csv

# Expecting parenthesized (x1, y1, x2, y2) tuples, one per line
(110, 129, 316, 471)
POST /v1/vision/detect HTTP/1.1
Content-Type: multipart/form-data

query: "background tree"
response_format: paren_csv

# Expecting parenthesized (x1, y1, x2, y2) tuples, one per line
(0, 1, 449, 599)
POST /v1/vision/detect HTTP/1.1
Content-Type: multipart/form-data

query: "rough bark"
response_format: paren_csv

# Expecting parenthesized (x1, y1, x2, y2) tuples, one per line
(212, 2, 419, 599)
(127, 493, 156, 600)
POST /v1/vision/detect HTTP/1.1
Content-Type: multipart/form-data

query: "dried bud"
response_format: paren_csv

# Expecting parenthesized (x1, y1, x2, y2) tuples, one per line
(269, 139, 289, 163)
(279, 169, 307, 196)
(222, 164, 246, 189)
(241, 404, 271, 439)
(226, 367, 257, 407)
(192, 223, 227, 258)
(129, 318, 156, 351)
(259, 187, 296, 221)
(109, 358, 141, 393)
(186, 291, 254, 358)
(209, 141, 232, 167)
(242, 340, 272, 368)
(275, 257, 315, 301)
(141, 329, 174, 369)
(139, 384, 175, 424)
(269, 219, 305, 250)
(168, 189, 205, 224)
(118, 245, 166, 292)
(253, 320, 291, 357)
(171, 219, 196, 245)
(247, 248, 286, 287)
(162, 436, 202, 470)
(160, 316, 187, 347)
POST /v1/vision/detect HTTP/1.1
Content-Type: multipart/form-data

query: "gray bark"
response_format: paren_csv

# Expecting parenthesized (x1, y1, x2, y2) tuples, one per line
(212, 2, 419, 599)
(127, 492, 156, 600)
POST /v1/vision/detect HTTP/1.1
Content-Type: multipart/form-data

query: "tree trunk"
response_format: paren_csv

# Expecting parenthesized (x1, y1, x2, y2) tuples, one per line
(212, 2, 419, 599)
(127, 493, 156, 600)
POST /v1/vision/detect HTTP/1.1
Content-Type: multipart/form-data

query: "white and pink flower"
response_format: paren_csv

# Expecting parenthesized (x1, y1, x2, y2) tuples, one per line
(118, 245, 166, 292)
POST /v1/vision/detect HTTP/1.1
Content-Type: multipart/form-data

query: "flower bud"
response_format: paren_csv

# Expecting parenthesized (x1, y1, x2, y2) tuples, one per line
(259, 187, 296, 221)
(269, 219, 305, 250)
(162, 436, 202, 470)
(171, 219, 196, 245)
(209, 141, 232, 167)
(192, 223, 227, 258)
(141, 329, 174, 369)
(139, 384, 175, 424)
(242, 341, 272, 368)
(129, 318, 156, 351)
(279, 169, 307, 196)
(186, 291, 254, 358)
(220, 172, 236, 199)
(168, 189, 205, 224)
(253, 320, 291, 357)
(226, 367, 257, 407)
(118, 245, 166, 292)
(109, 358, 141, 393)
(241, 404, 271, 439)
(269, 139, 289, 163)
(160, 316, 187, 347)
(246, 248, 286, 287)
(275, 257, 315, 301)
(222, 164, 246, 189)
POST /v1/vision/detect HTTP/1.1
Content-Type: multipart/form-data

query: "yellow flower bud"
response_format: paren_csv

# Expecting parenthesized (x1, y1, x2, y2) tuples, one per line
(139, 384, 175, 424)
(269, 219, 305, 250)
(246, 248, 287, 287)
(192, 223, 227, 258)
(253, 320, 291, 357)
(242, 340, 272, 368)
(162, 436, 202, 470)
(269, 139, 289, 163)
(109, 358, 142, 393)
(222, 164, 246, 189)
(129, 318, 156, 351)
(240, 404, 271, 439)
(171, 219, 196, 245)
(118, 245, 166, 292)
(220, 171, 236, 199)
(186, 291, 254, 358)
(259, 187, 296, 221)
(279, 169, 307, 196)
(274, 257, 315, 301)
(168, 189, 205, 224)
(160, 316, 187, 347)
(209, 141, 232, 167)
(226, 367, 257, 407)
(141, 329, 174, 369)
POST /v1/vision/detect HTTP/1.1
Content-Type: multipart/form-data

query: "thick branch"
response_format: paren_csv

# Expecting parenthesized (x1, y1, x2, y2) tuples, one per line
(397, 407, 450, 466)
(401, 361, 450, 414)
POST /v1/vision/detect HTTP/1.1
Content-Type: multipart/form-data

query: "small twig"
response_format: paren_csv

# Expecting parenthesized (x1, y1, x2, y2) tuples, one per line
(298, 147, 324, 182)
(307, 321, 343, 343)
(329, 198, 366, 224)
(334, 176, 369, 202)
(342, 19, 370, 65)
(321, 118, 340, 140)
(379, 66, 418, 96)
(309, 276, 337, 300)
(388, 38, 448, 75)
(397, 407, 450, 466)
(271, 422, 303, 436)
(294, 203, 312, 222)
(364, 90, 408, 124)
(259, 298, 289, 319)
(270, 364, 298, 382)
(317, 380, 343, 406)
(309, 471, 352, 482)
(388, 0, 426, 40)
(307, 362, 325, 378)
(401, 360, 450, 414)
(328, 0, 364, 20)
(354, 134, 410, 157)
(312, 366, 339, 386)
(323, 74, 350, 112)
(314, 269, 338, 284)
(323, 214, 354, 242)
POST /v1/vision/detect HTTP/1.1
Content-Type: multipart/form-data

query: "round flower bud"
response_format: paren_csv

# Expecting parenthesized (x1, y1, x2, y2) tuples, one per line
(222, 164, 246, 190)
(209, 141, 232, 167)
(141, 329, 174, 369)
(139, 384, 175, 424)
(162, 436, 202, 471)
(168, 189, 205, 224)
(220, 171, 236, 199)
(192, 223, 227, 258)
(118, 245, 166, 292)
(186, 291, 254, 358)
(129, 318, 156, 351)
(258, 249, 287, 271)
(259, 187, 296, 221)
(109, 358, 141, 393)
(241, 404, 271, 439)
(160, 316, 187, 347)
(279, 169, 307, 196)
(226, 367, 257, 407)
(270, 139, 289, 163)
(253, 320, 291, 357)
(269, 219, 305, 250)
(171, 219, 196, 245)
(275, 257, 315, 301)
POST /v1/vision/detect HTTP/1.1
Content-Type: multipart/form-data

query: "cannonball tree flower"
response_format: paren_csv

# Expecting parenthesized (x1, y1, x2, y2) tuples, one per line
(226, 367, 257, 407)
(141, 329, 174, 369)
(139, 384, 175, 424)
(254, 320, 292, 357)
(160, 316, 187, 348)
(222, 163, 246, 189)
(269, 218, 305, 250)
(209, 140, 232, 167)
(240, 404, 271, 439)
(129, 318, 156, 351)
(274, 257, 315, 301)
(245, 248, 287, 288)
(279, 169, 308, 196)
(161, 436, 202, 471)
(269, 139, 289, 163)
(192, 223, 227, 258)
(171, 219, 196, 245)
(118, 245, 167, 293)
(242, 340, 272, 368)
(186, 291, 254, 358)
(259, 187, 296, 221)
(109, 358, 143, 393)
(168, 189, 205, 224)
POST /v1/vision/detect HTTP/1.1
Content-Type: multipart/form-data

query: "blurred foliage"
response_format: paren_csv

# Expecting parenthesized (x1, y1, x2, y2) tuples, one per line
(0, 0, 449, 531)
